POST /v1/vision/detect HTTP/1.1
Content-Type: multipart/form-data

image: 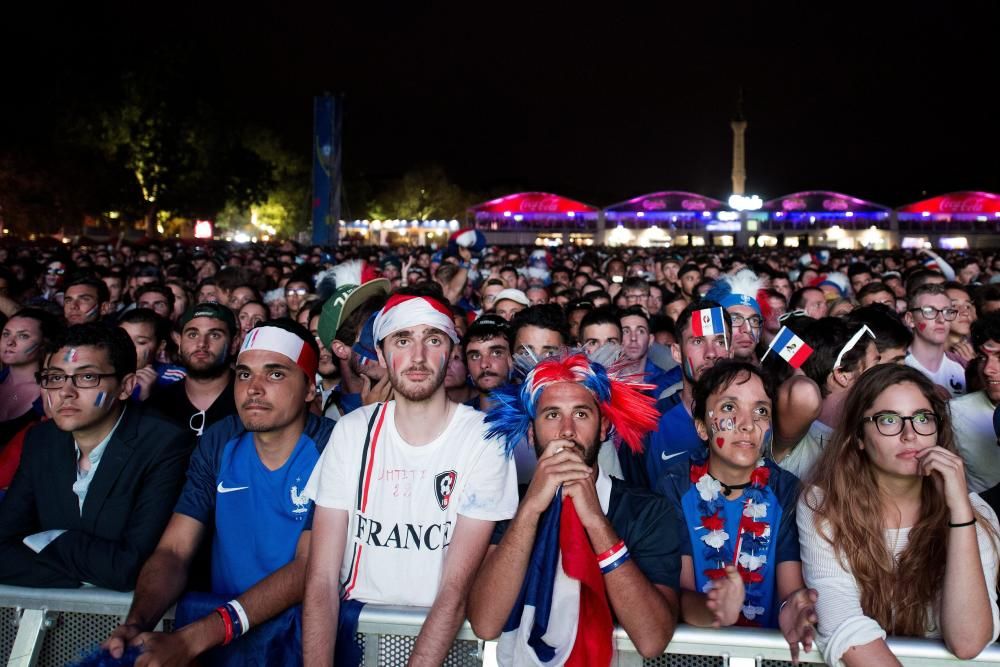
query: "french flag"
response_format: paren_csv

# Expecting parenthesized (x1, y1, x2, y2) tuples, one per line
(764, 325, 813, 369)
(498, 492, 614, 667)
(690, 307, 726, 338)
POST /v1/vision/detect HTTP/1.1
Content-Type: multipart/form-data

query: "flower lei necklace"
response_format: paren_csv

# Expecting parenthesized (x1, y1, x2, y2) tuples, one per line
(689, 450, 772, 625)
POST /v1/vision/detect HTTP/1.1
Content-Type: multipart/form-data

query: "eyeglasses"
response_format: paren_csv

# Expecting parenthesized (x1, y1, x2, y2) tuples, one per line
(285, 288, 308, 297)
(834, 324, 876, 370)
(623, 292, 649, 300)
(189, 410, 207, 437)
(47, 268, 65, 275)
(778, 309, 807, 323)
(37, 372, 117, 389)
(908, 306, 958, 321)
(862, 411, 938, 437)
(730, 313, 763, 329)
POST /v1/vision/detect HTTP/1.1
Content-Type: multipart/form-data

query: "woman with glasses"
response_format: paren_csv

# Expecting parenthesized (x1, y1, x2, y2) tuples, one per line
(799, 364, 999, 665)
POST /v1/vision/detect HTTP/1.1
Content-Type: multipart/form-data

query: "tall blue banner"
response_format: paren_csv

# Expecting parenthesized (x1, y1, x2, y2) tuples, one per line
(312, 95, 342, 246)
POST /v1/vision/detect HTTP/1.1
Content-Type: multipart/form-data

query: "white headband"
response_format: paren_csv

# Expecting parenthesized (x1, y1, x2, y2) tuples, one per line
(373, 294, 459, 344)
(239, 326, 318, 377)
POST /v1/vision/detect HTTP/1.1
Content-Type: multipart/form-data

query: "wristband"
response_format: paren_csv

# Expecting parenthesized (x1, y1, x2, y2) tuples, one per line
(596, 540, 626, 563)
(949, 517, 977, 528)
(600, 551, 631, 574)
(599, 542, 630, 574)
(215, 606, 234, 646)
(228, 599, 251, 636)
(224, 603, 243, 639)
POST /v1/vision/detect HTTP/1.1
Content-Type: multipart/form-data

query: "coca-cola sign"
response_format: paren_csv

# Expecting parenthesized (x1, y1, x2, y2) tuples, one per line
(642, 199, 667, 211)
(782, 198, 807, 211)
(519, 196, 562, 213)
(822, 198, 849, 211)
(938, 197, 986, 213)
(681, 198, 708, 211)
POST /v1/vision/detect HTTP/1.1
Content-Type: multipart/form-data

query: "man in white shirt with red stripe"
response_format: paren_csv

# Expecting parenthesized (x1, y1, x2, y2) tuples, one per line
(303, 287, 518, 666)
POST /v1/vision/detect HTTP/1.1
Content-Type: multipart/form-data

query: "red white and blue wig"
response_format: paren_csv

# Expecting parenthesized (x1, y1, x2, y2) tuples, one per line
(485, 352, 659, 457)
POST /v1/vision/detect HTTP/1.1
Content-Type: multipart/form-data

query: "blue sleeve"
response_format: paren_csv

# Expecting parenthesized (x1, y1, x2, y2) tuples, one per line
(773, 468, 802, 563)
(173, 415, 243, 524)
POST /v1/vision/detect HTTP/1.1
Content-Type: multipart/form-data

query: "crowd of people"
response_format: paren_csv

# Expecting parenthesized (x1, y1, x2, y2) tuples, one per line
(0, 235, 997, 666)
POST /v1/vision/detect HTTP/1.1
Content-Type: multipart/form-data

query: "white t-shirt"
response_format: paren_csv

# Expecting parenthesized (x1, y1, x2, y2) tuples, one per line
(777, 420, 834, 482)
(949, 390, 1000, 493)
(798, 489, 1000, 666)
(905, 352, 966, 398)
(305, 402, 518, 607)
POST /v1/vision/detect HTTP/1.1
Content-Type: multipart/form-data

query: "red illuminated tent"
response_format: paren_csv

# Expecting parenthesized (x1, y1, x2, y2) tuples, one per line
(897, 191, 1000, 217)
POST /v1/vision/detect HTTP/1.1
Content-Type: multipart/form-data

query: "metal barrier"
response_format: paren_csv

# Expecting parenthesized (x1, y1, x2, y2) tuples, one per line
(2, 585, 1000, 667)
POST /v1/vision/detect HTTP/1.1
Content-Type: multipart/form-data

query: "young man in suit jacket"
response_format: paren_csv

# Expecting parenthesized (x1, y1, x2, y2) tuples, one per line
(0, 323, 191, 590)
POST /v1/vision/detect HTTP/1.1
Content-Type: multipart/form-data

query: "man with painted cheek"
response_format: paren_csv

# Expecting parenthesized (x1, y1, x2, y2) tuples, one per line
(146, 303, 240, 436)
(103, 320, 335, 666)
(0, 323, 190, 589)
(625, 301, 732, 491)
(903, 283, 966, 398)
(63, 277, 112, 326)
(303, 291, 518, 666)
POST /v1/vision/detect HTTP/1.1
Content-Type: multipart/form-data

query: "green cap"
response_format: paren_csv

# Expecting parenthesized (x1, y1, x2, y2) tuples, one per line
(317, 279, 390, 349)
(179, 302, 237, 338)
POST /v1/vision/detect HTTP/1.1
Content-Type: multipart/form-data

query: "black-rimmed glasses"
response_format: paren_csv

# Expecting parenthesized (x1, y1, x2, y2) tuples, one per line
(908, 306, 958, 321)
(730, 313, 763, 329)
(37, 372, 117, 389)
(862, 411, 938, 436)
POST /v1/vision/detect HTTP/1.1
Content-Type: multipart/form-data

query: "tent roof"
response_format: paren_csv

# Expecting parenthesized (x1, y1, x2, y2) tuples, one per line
(469, 192, 598, 215)
(604, 191, 727, 213)
(763, 190, 890, 213)
(897, 191, 1000, 215)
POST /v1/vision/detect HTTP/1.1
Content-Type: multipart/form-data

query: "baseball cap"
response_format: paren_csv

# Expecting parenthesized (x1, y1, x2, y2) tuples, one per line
(317, 278, 390, 349)
(493, 289, 530, 307)
(179, 302, 237, 338)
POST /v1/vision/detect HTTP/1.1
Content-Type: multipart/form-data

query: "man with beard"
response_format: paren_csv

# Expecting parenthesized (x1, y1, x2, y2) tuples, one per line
(626, 300, 733, 489)
(463, 314, 513, 411)
(104, 320, 334, 666)
(467, 352, 679, 661)
(147, 303, 239, 436)
(302, 290, 518, 666)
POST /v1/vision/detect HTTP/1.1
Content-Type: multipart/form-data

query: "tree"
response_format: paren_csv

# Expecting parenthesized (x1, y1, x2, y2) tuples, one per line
(93, 72, 273, 236)
(367, 165, 476, 221)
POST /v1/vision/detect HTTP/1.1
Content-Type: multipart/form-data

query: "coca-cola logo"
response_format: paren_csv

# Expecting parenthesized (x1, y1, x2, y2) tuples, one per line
(642, 199, 667, 211)
(822, 198, 849, 211)
(519, 196, 562, 213)
(782, 198, 807, 211)
(938, 197, 986, 213)
(681, 198, 708, 211)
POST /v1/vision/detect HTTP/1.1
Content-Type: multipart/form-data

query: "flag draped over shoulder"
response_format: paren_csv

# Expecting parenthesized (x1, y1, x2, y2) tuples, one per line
(498, 491, 614, 667)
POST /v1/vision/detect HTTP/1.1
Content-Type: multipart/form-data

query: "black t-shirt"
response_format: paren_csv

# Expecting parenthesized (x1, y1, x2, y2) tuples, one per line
(493, 476, 682, 591)
(146, 375, 238, 436)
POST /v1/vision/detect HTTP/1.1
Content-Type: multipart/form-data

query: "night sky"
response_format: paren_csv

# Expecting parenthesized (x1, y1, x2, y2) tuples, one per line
(4, 3, 998, 210)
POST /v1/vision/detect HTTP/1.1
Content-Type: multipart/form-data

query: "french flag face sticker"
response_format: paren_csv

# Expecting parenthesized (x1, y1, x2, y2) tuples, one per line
(765, 326, 813, 369)
(690, 307, 726, 338)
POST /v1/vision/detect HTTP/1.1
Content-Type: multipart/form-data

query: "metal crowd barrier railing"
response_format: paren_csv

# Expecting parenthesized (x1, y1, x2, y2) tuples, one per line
(2, 585, 1000, 667)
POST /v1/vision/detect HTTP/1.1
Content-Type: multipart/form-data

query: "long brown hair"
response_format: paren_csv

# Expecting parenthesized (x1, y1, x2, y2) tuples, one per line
(806, 364, 994, 636)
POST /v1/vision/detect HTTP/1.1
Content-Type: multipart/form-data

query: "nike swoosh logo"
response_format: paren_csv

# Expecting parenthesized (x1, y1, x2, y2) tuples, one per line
(661, 451, 686, 462)
(217, 482, 249, 494)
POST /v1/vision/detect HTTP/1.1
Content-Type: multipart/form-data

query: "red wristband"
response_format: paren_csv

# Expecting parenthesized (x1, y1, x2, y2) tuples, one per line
(215, 606, 234, 646)
(595, 539, 625, 563)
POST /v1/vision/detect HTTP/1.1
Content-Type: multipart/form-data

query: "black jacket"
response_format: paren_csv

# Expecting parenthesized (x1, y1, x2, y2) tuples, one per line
(0, 404, 192, 590)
